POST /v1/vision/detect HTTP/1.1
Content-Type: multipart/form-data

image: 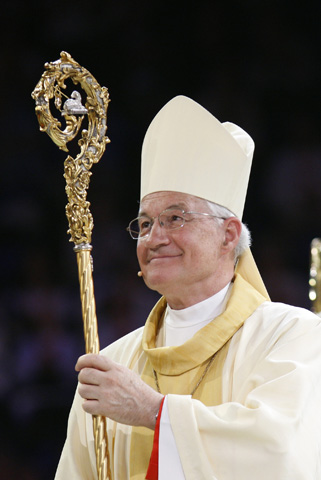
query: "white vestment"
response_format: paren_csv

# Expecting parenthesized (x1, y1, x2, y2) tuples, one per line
(55, 277, 321, 480)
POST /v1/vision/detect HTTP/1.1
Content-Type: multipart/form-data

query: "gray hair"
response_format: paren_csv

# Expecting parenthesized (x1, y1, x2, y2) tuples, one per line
(205, 201, 252, 261)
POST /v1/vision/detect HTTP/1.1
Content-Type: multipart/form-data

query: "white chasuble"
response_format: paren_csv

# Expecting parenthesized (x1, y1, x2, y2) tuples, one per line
(55, 274, 321, 479)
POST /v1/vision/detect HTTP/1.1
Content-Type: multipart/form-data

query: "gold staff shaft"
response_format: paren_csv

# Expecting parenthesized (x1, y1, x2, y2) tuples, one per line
(32, 52, 111, 480)
(76, 247, 100, 353)
(76, 246, 111, 479)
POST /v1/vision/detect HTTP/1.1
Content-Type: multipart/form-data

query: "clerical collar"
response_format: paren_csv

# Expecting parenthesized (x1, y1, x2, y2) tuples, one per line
(164, 283, 231, 347)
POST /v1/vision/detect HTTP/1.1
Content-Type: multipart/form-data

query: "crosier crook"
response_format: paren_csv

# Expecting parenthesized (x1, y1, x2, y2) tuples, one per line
(32, 51, 111, 480)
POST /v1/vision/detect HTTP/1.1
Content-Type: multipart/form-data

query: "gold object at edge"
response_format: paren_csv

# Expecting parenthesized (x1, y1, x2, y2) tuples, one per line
(309, 238, 321, 315)
(32, 51, 111, 480)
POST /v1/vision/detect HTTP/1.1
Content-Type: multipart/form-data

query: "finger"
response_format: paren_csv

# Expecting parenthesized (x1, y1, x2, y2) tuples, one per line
(78, 367, 101, 386)
(81, 399, 100, 415)
(78, 384, 99, 401)
(75, 353, 111, 372)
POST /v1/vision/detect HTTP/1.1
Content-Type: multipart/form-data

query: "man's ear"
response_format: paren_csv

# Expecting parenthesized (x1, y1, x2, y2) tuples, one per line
(222, 217, 242, 252)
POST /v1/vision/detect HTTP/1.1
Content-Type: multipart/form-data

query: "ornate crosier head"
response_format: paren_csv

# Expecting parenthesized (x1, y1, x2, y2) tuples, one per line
(31, 51, 110, 246)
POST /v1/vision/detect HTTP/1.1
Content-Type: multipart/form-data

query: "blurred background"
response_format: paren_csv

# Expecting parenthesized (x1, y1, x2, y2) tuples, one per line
(1, 0, 321, 477)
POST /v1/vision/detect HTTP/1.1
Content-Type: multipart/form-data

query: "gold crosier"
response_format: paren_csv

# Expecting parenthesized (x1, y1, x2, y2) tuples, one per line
(32, 51, 111, 480)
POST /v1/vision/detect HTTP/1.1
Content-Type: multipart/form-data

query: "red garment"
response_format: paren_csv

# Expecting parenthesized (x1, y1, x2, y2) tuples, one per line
(145, 397, 166, 480)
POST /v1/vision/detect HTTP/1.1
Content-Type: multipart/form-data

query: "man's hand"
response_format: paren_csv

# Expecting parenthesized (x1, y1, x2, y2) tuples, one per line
(75, 354, 164, 430)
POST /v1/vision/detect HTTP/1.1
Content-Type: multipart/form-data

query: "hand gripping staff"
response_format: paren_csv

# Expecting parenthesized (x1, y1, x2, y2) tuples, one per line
(32, 51, 111, 480)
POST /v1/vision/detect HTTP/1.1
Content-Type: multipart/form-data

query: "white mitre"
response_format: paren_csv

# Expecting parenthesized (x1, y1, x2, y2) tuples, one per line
(141, 95, 253, 219)
(140, 95, 269, 299)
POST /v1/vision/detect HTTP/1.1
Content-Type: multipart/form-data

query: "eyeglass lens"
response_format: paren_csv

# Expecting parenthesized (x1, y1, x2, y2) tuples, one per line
(130, 208, 186, 238)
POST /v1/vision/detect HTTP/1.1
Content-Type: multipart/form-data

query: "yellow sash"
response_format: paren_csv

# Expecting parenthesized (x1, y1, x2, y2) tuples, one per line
(129, 274, 267, 479)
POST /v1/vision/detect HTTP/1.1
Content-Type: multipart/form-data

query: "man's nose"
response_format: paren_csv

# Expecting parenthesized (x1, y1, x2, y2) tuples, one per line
(145, 218, 169, 245)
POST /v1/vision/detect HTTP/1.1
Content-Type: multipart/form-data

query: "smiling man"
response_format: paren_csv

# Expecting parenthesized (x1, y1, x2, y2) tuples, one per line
(55, 96, 321, 480)
(135, 192, 241, 308)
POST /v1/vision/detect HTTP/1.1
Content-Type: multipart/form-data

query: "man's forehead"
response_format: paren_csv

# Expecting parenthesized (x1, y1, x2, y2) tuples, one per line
(139, 191, 206, 213)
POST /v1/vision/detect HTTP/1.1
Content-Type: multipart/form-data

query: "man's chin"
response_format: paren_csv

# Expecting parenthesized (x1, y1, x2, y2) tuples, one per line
(142, 273, 173, 295)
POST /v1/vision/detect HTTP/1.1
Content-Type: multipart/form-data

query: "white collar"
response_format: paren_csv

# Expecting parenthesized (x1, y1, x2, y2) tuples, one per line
(163, 283, 231, 346)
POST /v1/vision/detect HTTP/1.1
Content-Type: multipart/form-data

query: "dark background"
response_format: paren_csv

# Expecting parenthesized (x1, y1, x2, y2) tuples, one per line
(1, 1, 321, 477)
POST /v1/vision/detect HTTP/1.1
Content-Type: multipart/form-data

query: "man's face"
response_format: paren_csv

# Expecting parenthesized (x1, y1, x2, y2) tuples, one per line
(136, 191, 229, 308)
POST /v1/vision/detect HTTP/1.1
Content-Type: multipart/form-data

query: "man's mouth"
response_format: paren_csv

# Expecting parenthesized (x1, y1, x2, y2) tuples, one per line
(148, 254, 181, 263)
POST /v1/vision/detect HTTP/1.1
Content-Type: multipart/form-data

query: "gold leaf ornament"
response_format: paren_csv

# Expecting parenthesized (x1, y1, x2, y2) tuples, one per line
(31, 51, 110, 246)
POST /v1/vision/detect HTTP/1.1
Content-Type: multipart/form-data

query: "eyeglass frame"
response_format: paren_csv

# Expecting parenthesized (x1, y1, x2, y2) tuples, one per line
(126, 206, 227, 240)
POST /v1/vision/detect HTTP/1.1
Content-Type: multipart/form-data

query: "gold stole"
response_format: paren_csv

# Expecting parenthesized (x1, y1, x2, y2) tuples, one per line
(129, 274, 267, 479)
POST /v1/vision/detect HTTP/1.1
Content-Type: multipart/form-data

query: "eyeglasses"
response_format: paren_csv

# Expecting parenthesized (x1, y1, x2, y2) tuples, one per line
(126, 207, 226, 240)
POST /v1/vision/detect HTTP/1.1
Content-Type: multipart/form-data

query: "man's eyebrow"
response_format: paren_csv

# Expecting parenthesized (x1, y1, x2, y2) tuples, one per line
(137, 210, 149, 217)
(138, 203, 188, 216)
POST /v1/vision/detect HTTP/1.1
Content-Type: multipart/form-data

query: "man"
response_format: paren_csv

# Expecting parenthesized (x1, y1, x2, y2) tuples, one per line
(55, 96, 321, 479)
